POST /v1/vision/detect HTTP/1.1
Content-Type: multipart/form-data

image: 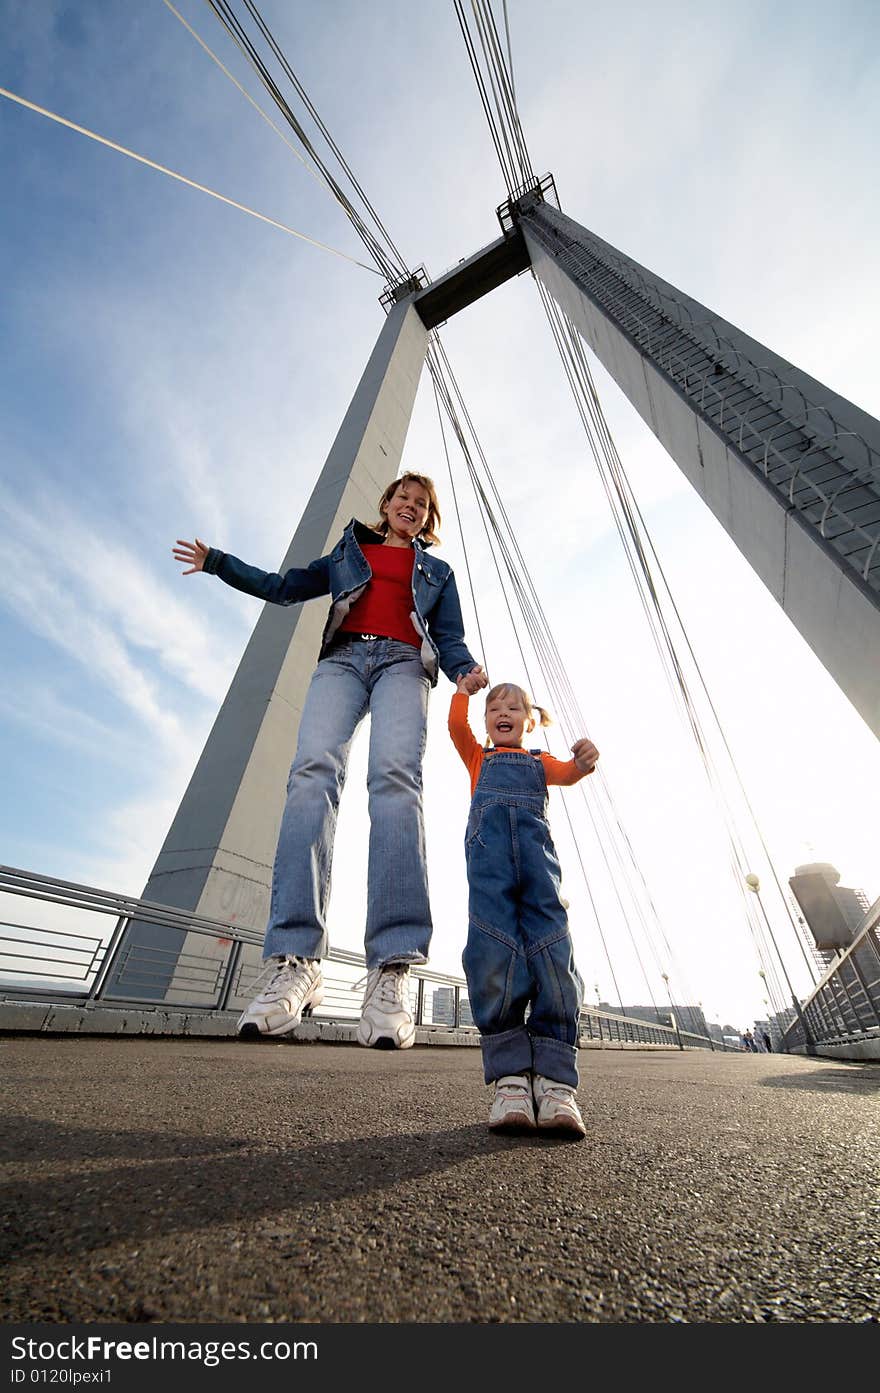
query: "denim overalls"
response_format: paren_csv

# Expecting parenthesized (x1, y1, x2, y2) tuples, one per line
(462, 748, 584, 1087)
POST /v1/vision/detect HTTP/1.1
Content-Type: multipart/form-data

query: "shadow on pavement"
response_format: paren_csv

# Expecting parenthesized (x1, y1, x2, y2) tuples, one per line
(760, 1065, 880, 1095)
(1, 1116, 580, 1266)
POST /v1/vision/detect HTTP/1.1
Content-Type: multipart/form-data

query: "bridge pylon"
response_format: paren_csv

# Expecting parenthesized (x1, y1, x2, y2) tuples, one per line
(516, 195, 880, 739)
(106, 297, 428, 1000)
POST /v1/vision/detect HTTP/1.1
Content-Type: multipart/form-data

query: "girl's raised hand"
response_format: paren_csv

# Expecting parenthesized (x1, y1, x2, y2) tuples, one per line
(173, 537, 209, 575)
(571, 737, 599, 774)
(456, 667, 486, 695)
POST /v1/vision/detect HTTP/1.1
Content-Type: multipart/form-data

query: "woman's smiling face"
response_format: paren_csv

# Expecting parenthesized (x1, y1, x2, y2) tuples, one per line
(382, 479, 430, 544)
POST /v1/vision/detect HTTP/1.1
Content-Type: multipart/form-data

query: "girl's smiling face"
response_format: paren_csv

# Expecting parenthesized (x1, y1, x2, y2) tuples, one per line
(485, 688, 533, 748)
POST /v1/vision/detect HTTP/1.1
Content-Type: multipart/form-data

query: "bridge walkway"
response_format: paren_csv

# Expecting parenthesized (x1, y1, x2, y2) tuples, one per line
(2, 1038, 878, 1324)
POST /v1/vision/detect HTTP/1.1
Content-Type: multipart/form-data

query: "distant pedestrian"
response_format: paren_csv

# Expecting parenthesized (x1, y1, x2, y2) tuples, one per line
(761, 1030, 772, 1053)
(449, 679, 599, 1137)
(742, 1029, 756, 1052)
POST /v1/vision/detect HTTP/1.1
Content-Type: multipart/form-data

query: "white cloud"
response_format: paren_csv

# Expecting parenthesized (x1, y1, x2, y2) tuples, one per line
(0, 482, 238, 706)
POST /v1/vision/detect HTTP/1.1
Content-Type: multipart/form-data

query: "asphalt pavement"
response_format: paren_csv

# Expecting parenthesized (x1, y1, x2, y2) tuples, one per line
(2, 1036, 878, 1324)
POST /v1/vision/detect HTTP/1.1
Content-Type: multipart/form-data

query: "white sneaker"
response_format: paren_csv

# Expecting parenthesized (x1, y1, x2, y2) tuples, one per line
(237, 956, 323, 1039)
(532, 1074, 586, 1137)
(488, 1074, 537, 1132)
(356, 963, 415, 1049)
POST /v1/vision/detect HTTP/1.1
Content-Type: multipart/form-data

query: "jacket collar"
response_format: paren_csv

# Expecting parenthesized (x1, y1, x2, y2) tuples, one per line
(350, 518, 385, 547)
(348, 518, 434, 551)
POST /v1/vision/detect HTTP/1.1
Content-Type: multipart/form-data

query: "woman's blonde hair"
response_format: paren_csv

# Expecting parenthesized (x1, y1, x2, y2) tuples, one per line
(374, 472, 441, 545)
(485, 683, 552, 731)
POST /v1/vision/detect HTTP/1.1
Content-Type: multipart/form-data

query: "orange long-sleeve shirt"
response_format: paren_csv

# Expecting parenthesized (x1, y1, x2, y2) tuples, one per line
(448, 692, 588, 797)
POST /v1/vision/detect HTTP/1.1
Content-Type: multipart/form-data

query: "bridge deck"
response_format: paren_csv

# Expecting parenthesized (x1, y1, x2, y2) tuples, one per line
(2, 1038, 878, 1324)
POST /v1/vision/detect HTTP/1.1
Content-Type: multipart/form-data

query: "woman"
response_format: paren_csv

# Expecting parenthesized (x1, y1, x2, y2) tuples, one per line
(174, 472, 486, 1048)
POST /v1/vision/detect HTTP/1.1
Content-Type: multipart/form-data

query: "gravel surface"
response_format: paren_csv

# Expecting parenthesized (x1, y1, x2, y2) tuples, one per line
(2, 1036, 878, 1324)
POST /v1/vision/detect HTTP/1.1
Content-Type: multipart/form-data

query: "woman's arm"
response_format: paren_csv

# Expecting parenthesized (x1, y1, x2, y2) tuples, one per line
(174, 538, 331, 606)
(429, 571, 485, 684)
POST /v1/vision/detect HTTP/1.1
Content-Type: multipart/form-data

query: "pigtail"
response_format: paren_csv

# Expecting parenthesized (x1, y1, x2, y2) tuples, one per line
(532, 705, 553, 728)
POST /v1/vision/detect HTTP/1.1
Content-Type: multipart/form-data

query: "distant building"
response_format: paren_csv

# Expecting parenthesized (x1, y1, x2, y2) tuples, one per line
(762, 1004, 798, 1048)
(789, 862, 870, 965)
(431, 987, 473, 1027)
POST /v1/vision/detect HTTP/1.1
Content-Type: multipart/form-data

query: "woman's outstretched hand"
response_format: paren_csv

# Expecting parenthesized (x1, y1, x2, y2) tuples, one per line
(572, 738, 599, 774)
(173, 538, 209, 575)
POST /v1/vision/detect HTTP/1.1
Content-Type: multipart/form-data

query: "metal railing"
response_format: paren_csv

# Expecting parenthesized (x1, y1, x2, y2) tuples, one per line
(780, 895, 880, 1054)
(1, 865, 736, 1049)
(0, 866, 473, 1028)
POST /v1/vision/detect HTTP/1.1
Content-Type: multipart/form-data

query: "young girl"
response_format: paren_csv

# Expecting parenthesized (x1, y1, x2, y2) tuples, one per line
(449, 679, 599, 1135)
(174, 473, 486, 1049)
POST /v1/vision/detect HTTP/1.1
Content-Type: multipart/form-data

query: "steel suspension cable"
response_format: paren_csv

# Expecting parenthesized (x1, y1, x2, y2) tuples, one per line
(428, 348, 627, 1003)
(539, 291, 786, 999)
(533, 280, 807, 1009)
(552, 290, 818, 984)
(473, 1, 533, 184)
(161, 0, 325, 181)
(502, 0, 517, 111)
(469, 1, 527, 189)
(239, 0, 410, 275)
(431, 368, 489, 676)
(0, 85, 380, 274)
(203, 0, 403, 279)
(432, 333, 688, 1008)
(429, 343, 672, 1012)
(452, 0, 517, 194)
(452, 0, 783, 1018)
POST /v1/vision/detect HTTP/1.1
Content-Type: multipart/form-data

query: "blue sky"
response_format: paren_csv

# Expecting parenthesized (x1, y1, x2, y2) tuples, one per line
(2, 0, 879, 1027)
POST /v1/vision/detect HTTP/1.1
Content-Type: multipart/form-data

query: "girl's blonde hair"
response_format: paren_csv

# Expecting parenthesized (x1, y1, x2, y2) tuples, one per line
(485, 683, 552, 731)
(374, 472, 441, 545)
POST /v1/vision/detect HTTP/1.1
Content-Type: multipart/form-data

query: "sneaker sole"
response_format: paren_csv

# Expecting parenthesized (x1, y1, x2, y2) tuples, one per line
(489, 1113, 537, 1133)
(236, 994, 323, 1040)
(356, 1024, 416, 1050)
(537, 1116, 586, 1138)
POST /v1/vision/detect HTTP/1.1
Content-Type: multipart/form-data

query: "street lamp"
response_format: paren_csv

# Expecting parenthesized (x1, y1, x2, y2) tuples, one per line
(747, 874, 815, 1056)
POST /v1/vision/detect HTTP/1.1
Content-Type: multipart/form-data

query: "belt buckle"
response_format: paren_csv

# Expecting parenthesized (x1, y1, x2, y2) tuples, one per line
(361, 633, 379, 641)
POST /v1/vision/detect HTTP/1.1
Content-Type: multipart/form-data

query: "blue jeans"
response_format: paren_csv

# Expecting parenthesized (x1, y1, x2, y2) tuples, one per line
(462, 751, 583, 1087)
(264, 637, 432, 968)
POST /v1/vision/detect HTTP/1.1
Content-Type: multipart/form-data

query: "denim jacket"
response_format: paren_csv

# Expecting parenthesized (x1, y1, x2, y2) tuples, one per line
(203, 518, 477, 687)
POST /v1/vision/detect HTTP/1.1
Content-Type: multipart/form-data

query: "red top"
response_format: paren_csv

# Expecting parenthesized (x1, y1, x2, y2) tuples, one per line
(338, 544, 420, 647)
(448, 693, 587, 797)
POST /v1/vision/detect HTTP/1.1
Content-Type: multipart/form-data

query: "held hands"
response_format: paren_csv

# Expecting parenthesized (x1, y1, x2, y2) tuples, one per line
(173, 538, 209, 575)
(456, 666, 488, 696)
(572, 737, 599, 774)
